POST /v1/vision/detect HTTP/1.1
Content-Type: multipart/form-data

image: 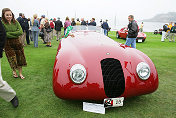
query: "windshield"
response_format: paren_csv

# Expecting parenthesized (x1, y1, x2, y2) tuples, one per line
(71, 26, 104, 34)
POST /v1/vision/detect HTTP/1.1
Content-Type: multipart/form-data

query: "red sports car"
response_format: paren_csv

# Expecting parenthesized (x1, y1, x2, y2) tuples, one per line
(53, 26, 158, 101)
(116, 27, 147, 42)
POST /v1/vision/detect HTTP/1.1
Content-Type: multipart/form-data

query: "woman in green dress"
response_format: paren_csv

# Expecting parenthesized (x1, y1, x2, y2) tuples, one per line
(1, 8, 27, 79)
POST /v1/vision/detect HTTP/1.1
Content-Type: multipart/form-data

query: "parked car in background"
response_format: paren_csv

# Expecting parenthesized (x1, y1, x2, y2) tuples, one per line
(116, 27, 147, 42)
(154, 29, 162, 35)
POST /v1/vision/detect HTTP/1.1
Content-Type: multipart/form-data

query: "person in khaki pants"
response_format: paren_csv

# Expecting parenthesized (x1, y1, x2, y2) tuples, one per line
(169, 23, 176, 42)
(0, 19, 18, 108)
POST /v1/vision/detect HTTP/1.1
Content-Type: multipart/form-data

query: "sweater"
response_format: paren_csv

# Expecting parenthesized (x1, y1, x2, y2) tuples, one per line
(64, 20, 71, 29)
(31, 19, 39, 32)
(2, 20, 23, 39)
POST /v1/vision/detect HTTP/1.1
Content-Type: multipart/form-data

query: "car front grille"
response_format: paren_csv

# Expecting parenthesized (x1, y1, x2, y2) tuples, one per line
(101, 58, 125, 98)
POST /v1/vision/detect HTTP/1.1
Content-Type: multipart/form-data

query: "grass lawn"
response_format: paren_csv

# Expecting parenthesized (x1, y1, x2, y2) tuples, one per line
(0, 31, 175, 118)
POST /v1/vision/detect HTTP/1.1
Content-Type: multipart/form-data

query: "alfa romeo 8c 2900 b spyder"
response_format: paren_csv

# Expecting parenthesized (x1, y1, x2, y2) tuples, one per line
(53, 26, 158, 101)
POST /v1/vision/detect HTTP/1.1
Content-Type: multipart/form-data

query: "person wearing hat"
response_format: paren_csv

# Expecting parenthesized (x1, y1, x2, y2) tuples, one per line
(55, 17, 63, 41)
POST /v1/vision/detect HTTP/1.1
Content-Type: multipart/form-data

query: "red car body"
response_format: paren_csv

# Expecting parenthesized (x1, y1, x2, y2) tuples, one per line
(116, 27, 147, 42)
(53, 30, 158, 100)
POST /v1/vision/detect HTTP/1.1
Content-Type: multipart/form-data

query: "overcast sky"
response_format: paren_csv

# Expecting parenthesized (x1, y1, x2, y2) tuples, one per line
(1, 0, 176, 26)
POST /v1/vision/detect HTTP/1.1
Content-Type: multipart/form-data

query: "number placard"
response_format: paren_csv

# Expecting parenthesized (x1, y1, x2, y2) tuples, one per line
(104, 97, 124, 108)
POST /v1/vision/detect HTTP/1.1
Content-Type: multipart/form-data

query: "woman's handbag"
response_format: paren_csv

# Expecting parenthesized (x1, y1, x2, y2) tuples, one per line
(39, 31, 44, 37)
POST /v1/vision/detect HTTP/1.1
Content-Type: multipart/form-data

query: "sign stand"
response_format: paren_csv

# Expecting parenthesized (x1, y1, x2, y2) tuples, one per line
(83, 97, 124, 114)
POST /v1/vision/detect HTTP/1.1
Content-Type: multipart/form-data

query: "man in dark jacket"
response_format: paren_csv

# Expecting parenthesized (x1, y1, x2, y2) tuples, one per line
(22, 15, 30, 45)
(125, 15, 138, 48)
(101, 20, 109, 36)
(55, 17, 63, 41)
(88, 18, 96, 26)
(17, 13, 25, 31)
(17, 13, 26, 46)
(0, 20, 19, 108)
(81, 18, 87, 26)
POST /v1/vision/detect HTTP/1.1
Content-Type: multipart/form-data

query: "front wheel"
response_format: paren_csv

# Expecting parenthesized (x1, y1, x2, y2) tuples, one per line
(142, 38, 146, 42)
(116, 32, 120, 39)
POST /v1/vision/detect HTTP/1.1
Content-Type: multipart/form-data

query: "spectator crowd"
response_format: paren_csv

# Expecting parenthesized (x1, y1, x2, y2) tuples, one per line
(0, 12, 111, 48)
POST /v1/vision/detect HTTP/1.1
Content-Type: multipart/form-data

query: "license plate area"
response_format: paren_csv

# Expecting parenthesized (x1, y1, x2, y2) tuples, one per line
(104, 97, 124, 108)
(138, 39, 143, 42)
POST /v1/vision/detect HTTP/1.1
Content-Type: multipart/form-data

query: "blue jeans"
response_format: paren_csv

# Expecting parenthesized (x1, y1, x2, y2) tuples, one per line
(32, 31, 39, 47)
(125, 37, 136, 48)
(64, 28, 66, 35)
(104, 29, 108, 36)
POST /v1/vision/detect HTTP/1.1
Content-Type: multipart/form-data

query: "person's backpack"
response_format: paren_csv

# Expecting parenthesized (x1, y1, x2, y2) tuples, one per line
(39, 31, 44, 37)
(50, 21, 54, 29)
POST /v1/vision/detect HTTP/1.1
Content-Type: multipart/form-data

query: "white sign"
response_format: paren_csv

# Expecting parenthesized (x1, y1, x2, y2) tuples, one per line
(83, 102, 105, 114)
(138, 39, 143, 42)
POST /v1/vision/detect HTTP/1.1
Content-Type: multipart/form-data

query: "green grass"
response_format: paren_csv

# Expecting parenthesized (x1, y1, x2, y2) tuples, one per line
(0, 31, 176, 118)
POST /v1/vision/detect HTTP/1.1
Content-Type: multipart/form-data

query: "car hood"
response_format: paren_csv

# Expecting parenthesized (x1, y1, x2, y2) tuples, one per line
(137, 32, 146, 37)
(61, 31, 125, 53)
(59, 31, 150, 67)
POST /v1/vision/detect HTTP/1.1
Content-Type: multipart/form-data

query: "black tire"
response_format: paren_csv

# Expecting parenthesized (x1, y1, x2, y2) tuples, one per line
(116, 32, 120, 39)
(142, 38, 146, 42)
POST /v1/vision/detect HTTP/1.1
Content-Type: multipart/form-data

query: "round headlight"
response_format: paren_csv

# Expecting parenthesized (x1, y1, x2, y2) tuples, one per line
(136, 62, 150, 80)
(70, 64, 86, 84)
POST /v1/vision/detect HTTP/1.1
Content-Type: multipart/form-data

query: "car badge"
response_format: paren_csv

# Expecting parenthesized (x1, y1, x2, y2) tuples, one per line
(106, 52, 110, 55)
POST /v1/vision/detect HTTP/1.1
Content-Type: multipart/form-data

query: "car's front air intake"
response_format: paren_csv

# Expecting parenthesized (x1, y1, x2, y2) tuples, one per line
(101, 58, 125, 98)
